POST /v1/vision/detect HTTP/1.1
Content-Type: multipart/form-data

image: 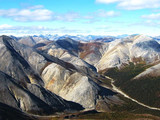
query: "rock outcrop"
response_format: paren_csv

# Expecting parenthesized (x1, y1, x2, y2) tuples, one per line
(0, 36, 84, 115)
(18, 36, 50, 47)
(96, 35, 160, 71)
(41, 62, 120, 110)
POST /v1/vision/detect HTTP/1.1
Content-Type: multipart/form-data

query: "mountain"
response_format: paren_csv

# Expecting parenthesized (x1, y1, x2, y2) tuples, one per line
(79, 42, 108, 65)
(0, 35, 122, 119)
(40, 34, 160, 78)
(41, 37, 109, 66)
(18, 36, 50, 47)
(41, 38, 97, 69)
(134, 63, 160, 79)
(36, 34, 111, 41)
(94, 37, 116, 43)
(44, 34, 160, 111)
(41, 63, 119, 109)
(38, 37, 121, 110)
(1, 34, 160, 119)
(116, 34, 129, 38)
(153, 36, 160, 44)
(0, 36, 84, 115)
(96, 35, 160, 110)
(97, 35, 160, 71)
(10, 34, 117, 46)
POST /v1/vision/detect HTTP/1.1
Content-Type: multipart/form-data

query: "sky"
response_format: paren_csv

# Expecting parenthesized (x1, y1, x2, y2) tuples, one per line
(0, 0, 160, 36)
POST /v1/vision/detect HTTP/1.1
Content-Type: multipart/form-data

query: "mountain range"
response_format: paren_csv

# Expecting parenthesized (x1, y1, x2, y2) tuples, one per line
(1, 34, 160, 119)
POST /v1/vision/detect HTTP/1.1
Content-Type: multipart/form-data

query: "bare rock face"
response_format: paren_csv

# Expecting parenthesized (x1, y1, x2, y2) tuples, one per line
(130, 35, 160, 63)
(0, 36, 84, 115)
(97, 35, 160, 71)
(42, 38, 97, 72)
(42, 63, 120, 110)
(18, 36, 36, 46)
(78, 42, 108, 66)
(0, 37, 39, 85)
(55, 38, 79, 56)
(0, 70, 83, 115)
(0, 71, 54, 114)
(42, 63, 71, 94)
(0, 35, 45, 86)
(18, 36, 50, 47)
(32, 37, 122, 110)
(58, 72, 100, 109)
(0, 35, 122, 117)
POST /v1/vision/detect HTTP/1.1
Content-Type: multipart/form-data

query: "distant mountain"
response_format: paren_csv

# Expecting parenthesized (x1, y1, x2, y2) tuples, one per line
(153, 36, 160, 44)
(94, 37, 116, 43)
(10, 34, 119, 47)
(36, 34, 112, 41)
(116, 34, 129, 38)
(39, 34, 59, 40)
(18, 36, 50, 46)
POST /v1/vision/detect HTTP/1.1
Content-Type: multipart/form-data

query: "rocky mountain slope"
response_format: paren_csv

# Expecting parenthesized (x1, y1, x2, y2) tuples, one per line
(0, 36, 85, 115)
(37, 34, 112, 41)
(38, 38, 121, 110)
(0, 35, 122, 119)
(2, 34, 160, 119)
(97, 35, 160, 71)
(41, 62, 121, 109)
(10, 35, 50, 47)
(40, 34, 160, 110)
(40, 34, 160, 70)
(97, 35, 160, 110)
(41, 38, 108, 66)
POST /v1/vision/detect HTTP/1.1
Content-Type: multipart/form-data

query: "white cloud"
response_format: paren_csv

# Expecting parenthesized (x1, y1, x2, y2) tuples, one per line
(142, 13, 160, 19)
(143, 20, 160, 26)
(129, 20, 160, 28)
(96, 0, 120, 4)
(141, 13, 160, 27)
(0, 5, 120, 23)
(0, 7, 53, 22)
(0, 24, 89, 36)
(83, 10, 119, 23)
(0, 24, 159, 36)
(0, 5, 80, 22)
(27, 5, 44, 9)
(55, 12, 80, 22)
(96, 0, 160, 10)
(0, 24, 12, 29)
(97, 10, 120, 17)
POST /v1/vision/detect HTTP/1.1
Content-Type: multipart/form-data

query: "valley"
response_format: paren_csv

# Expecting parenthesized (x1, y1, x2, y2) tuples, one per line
(106, 76, 160, 111)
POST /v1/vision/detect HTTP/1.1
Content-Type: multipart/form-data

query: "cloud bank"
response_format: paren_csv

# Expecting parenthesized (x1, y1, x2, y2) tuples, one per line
(142, 13, 160, 20)
(96, 0, 160, 10)
(0, 6, 53, 21)
(0, 5, 119, 22)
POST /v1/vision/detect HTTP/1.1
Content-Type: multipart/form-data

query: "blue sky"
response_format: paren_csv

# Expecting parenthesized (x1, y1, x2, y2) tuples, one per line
(0, 0, 160, 36)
